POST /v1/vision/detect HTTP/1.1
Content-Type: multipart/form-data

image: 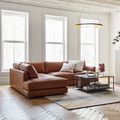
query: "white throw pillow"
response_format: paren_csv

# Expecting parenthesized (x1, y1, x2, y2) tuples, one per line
(74, 61, 84, 72)
(60, 63, 75, 72)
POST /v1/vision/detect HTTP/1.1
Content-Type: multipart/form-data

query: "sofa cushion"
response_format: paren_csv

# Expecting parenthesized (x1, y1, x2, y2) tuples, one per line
(28, 62, 45, 73)
(23, 74, 68, 91)
(20, 63, 38, 79)
(45, 62, 64, 73)
(49, 72, 75, 80)
(83, 66, 96, 72)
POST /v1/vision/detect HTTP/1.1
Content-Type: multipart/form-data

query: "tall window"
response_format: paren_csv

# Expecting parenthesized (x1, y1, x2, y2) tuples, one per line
(80, 19, 98, 66)
(1, 10, 28, 72)
(45, 15, 67, 61)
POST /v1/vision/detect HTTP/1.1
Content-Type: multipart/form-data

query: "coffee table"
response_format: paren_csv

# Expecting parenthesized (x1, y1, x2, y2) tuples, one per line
(75, 74, 114, 91)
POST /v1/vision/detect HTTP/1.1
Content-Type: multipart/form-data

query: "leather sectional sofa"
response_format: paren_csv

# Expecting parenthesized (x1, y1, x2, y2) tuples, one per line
(10, 61, 95, 98)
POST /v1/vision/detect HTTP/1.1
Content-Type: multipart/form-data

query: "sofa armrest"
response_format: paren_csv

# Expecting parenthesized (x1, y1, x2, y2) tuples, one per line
(83, 66, 96, 72)
(10, 69, 28, 90)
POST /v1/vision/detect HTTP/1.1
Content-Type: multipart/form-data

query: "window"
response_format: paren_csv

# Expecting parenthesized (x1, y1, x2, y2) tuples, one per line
(45, 15, 67, 61)
(1, 10, 28, 72)
(80, 19, 98, 66)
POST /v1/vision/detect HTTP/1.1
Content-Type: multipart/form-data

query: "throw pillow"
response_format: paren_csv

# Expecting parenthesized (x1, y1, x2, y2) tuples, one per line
(20, 63, 38, 79)
(60, 63, 75, 72)
(69, 60, 85, 72)
(74, 61, 84, 72)
(13, 63, 20, 70)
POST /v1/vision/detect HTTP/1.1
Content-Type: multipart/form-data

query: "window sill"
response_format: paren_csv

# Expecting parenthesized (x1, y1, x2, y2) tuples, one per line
(0, 72, 9, 76)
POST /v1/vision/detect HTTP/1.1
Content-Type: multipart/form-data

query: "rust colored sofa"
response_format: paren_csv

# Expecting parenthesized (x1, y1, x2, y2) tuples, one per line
(10, 61, 96, 98)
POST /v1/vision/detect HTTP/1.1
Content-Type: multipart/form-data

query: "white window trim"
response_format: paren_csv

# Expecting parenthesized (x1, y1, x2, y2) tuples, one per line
(0, 9, 29, 72)
(80, 19, 99, 66)
(0, 10, 2, 73)
(45, 15, 67, 61)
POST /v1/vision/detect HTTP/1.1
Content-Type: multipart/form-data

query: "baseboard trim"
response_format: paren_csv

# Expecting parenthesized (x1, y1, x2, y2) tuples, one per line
(0, 74, 9, 85)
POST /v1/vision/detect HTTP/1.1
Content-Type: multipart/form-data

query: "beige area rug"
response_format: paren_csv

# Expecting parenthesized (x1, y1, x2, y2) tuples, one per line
(46, 87, 120, 110)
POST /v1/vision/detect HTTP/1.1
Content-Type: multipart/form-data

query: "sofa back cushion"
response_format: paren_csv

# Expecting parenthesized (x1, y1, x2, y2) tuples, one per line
(45, 62, 64, 73)
(83, 66, 96, 72)
(20, 63, 38, 79)
(28, 62, 45, 73)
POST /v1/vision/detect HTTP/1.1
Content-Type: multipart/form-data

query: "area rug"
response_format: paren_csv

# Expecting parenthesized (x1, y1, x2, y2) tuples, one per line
(46, 87, 120, 110)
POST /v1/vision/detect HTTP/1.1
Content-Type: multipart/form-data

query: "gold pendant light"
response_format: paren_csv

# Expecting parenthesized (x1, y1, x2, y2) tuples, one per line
(75, 23, 103, 28)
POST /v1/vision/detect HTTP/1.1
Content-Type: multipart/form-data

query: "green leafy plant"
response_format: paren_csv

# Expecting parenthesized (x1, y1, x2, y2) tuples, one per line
(113, 31, 120, 44)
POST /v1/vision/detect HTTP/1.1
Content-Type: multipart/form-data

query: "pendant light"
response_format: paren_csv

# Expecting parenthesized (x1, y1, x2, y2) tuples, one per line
(75, 0, 103, 28)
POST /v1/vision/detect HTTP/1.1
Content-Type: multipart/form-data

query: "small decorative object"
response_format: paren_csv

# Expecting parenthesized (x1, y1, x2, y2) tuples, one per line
(113, 31, 120, 44)
(99, 63, 105, 76)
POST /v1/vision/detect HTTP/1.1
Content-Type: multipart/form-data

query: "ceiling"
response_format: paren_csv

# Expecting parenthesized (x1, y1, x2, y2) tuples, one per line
(58, 0, 120, 5)
(86, 0, 120, 5)
(71, 0, 120, 5)
(1, 0, 120, 13)
(57, 0, 120, 9)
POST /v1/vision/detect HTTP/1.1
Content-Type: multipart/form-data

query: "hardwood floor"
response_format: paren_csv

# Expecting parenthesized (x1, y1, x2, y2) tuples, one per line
(0, 85, 120, 120)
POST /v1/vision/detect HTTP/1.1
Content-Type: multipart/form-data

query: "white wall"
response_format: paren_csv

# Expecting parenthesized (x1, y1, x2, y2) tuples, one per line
(110, 10, 120, 83)
(0, 1, 110, 84)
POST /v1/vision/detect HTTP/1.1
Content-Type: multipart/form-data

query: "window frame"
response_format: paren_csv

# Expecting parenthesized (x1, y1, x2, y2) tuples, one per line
(0, 9, 29, 72)
(80, 18, 99, 66)
(45, 15, 67, 61)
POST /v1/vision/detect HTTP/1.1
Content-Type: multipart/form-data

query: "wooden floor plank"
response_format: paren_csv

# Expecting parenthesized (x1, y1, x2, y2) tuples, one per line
(1, 85, 120, 120)
(89, 110, 101, 120)
(84, 108, 97, 119)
